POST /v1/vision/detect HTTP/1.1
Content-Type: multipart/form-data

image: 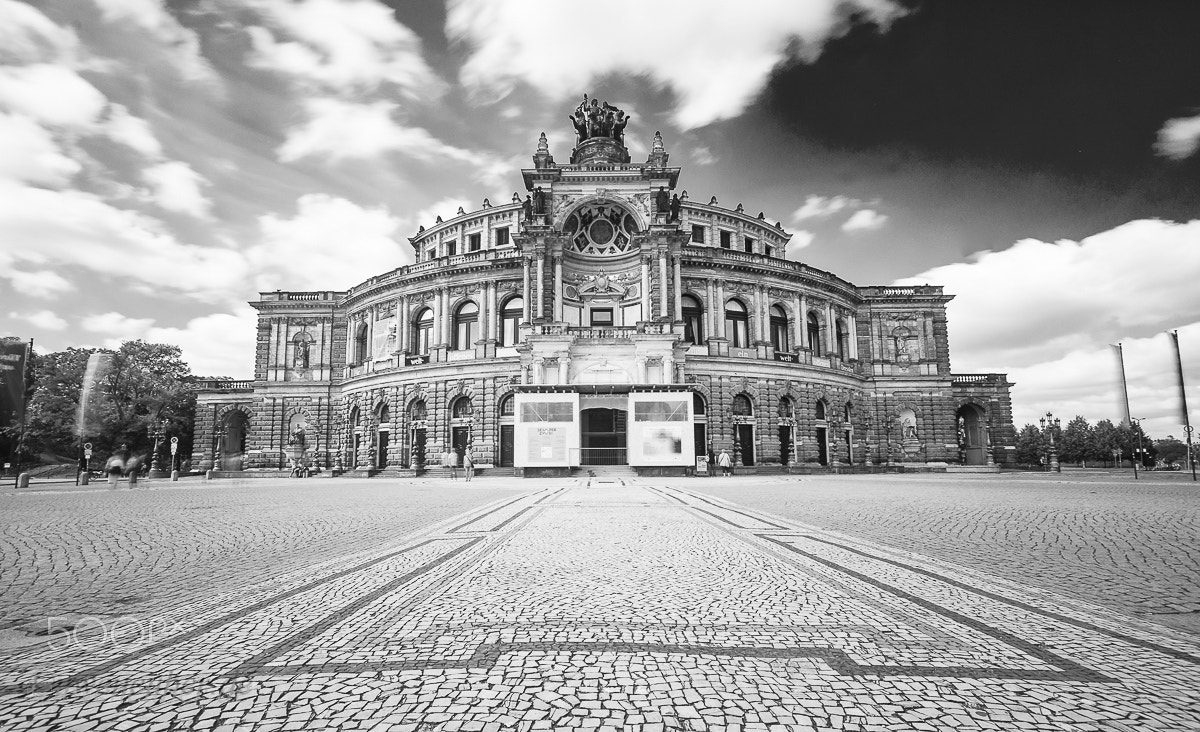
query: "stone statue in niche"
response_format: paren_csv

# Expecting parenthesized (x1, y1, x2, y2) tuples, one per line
(522, 195, 533, 222)
(293, 338, 309, 369)
(655, 187, 669, 214)
(669, 194, 681, 223)
(533, 187, 546, 215)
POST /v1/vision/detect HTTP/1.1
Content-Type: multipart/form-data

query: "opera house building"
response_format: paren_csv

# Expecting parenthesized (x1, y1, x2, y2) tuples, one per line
(193, 99, 1015, 476)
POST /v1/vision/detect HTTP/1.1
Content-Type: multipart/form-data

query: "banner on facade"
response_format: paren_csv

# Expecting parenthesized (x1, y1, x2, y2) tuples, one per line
(0, 338, 30, 434)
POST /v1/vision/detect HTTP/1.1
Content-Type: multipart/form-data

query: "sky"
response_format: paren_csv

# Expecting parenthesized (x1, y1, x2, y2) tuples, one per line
(1, 0, 1198, 440)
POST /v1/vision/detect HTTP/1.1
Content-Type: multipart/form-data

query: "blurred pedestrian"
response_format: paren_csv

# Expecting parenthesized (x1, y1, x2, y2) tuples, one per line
(462, 451, 474, 481)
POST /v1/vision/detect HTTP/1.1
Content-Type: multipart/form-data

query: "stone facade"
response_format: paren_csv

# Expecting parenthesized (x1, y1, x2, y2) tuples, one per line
(193, 102, 1015, 475)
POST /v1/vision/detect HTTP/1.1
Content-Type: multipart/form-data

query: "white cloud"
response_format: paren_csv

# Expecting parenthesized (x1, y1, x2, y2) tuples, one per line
(277, 98, 508, 186)
(896, 219, 1200, 437)
(91, 0, 218, 83)
(0, 112, 81, 186)
(146, 307, 258, 379)
(144, 161, 212, 218)
(785, 230, 815, 258)
(841, 208, 888, 232)
(247, 193, 407, 292)
(448, 0, 902, 129)
(0, 182, 247, 302)
(81, 311, 155, 340)
(0, 0, 79, 65)
(4, 269, 74, 298)
(691, 146, 716, 166)
(245, 0, 439, 93)
(9, 309, 68, 331)
(104, 103, 162, 156)
(1155, 113, 1200, 160)
(0, 63, 107, 129)
(793, 194, 860, 222)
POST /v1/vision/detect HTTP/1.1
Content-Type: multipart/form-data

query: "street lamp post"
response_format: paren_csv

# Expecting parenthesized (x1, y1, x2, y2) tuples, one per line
(1130, 417, 1145, 480)
(148, 418, 168, 478)
(1039, 411, 1061, 473)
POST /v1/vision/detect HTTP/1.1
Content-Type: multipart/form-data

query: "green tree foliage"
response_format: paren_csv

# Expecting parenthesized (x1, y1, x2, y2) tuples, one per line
(1089, 419, 1121, 464)
(1155, 437, 1188, 466)
(23, 341, 196, 466)
(1014, 424, 1043, 465)
(1059, 415, 1092, 465)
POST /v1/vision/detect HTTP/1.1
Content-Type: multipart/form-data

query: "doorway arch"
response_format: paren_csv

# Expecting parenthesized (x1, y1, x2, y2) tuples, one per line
(218, 409, 250, 471)
(579, 407, 627, 465)
(957, 404, 988, 465)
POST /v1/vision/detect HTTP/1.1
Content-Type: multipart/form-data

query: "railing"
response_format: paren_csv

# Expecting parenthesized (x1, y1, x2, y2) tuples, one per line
(577, 447, 628, 465)
(524, 323, 677, 339)
(953, 373, 1008, 384)
(258, 291, 342, 302)
(191, 379, 254, 391)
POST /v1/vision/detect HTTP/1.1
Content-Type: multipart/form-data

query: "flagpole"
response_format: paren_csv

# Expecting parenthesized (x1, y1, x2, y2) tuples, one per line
(1112, 343, 1132, 427)
(1169, 330, 1196, 481)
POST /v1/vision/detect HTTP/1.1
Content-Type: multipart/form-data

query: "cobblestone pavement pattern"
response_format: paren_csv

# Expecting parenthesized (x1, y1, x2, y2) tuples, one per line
(1, 474, 1198, 731)
(692, 472, 1200, 635)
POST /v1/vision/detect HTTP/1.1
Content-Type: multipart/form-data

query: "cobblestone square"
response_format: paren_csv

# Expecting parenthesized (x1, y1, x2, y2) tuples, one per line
(2, 472, 1197, 730)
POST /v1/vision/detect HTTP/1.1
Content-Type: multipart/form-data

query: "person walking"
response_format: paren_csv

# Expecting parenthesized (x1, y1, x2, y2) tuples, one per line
(717, 448, 732, 477)
(462, 451, 474, 481)
(442, 449, 456, 480)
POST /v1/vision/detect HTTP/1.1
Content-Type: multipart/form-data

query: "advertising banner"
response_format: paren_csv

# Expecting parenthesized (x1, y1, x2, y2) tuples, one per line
(0, 338, 29, 434)
(627, 391, 694, 466)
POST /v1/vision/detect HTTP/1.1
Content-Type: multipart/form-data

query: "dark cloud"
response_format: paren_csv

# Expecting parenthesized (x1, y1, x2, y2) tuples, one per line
(760, 0, 1200, 185)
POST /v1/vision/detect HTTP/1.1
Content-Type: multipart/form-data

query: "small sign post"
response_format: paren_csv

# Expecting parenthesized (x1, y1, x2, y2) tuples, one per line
(170, 437, 180, 481)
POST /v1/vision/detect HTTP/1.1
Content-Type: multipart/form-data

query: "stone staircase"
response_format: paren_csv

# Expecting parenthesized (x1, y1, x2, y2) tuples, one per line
(579, 465, 638, 479)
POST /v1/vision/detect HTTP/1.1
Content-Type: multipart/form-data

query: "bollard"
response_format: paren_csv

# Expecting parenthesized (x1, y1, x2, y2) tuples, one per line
(17, 472, 30, 489)
(205, 469, 214, 481)
(171, 469, 179, 482)
(128, 472, 137, 487)
(80, 471, 90, 486)
(108, 472, 119, 486)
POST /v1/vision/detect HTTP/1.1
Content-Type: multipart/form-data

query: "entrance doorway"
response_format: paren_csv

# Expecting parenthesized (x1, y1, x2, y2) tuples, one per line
(778, 426, 792, 465)
(735, 423, 755, 466)
(957, 405, 988, 465)
(219, 411, 248, 471)
(500, 424, 514, 467)
(410, 428, 426, 468)
(580, 407, 627, 465)
(452, 426, 470, 463)
(377, 430, 389, 469)
(816, 427, 828, 466)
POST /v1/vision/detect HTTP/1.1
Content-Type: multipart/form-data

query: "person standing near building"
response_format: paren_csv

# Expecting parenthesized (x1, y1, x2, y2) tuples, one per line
(717, 448, 732, 477)
(462, 451, 474, 481)
(442, 449, 457, 480)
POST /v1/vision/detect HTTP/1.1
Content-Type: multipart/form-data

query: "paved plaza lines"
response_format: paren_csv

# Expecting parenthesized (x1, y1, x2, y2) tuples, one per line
(2, 480, 1199, 731)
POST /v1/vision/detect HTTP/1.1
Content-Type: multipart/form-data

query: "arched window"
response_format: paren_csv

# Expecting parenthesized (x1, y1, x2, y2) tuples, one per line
(413, 308, 433, 355)
(725, 299, 749, 348)
(408, 399, 427, 422)
(682, 294, 704, 345)
(844, 402, 852, 423)
(451, 396, 473, 418)
(835, 318, 848, 359)
(353, 322, 368, 364)
(500, 297, 523, 346)
(770, 305, 790, 352)
(349, 406, 361, 427)
(693, 393, 707, 416)
(453, 301, 478, 350)
(815, 400, 827, 421)
(807, 312, 822, 357)
(377, 404, 390, 423)
(499, 394, 515, 416)
(732, 393, 754, 417)
(778, 397, 794, 418)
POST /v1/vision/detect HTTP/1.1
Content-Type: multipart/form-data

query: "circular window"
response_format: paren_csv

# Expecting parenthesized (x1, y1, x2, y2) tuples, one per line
(563, 203, 640, 256)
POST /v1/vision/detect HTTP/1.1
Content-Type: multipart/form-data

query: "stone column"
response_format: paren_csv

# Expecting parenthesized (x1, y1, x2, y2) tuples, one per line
(522, 258, 531, 322)
(554, 255, 564, 322)
(641, 257, 651, 322)
(672, 256, 683, 323)
(635, 356, 647, 383)
(658, 253, 669, 319)
(793, 293, 803, 351)
(706, 279, 716, 340)
(532, 357, 544, 384)
(755, 286, 767, 342)
(826, 302, 836, 355)
(715, 281, 726, 338)
(662, 353, 674, 384)
(443, 288, 453, 346)
(487, 281, 498, 340)
(536, 253, 545, 319)
(398, 296, 408, 355)
(558, 356, 571, 384)
(847, 312, 858, 359)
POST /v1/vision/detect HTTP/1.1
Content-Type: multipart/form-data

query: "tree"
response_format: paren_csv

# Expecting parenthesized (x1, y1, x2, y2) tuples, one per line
(24, 341, 196, 467)
(1089, 419, 1121, 465)
(1014, 424, 1043, 465)
(1059, 415, 1092, 466)
(1155, 437, 1188, 467)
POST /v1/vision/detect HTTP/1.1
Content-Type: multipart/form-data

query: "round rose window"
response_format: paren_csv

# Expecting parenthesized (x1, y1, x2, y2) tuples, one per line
(562, 203, 640, 256)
